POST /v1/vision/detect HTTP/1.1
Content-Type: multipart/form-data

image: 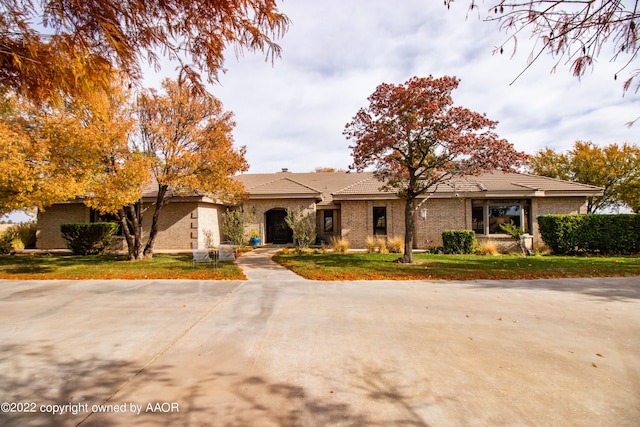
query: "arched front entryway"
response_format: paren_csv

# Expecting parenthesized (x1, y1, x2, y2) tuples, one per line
(265, 209, 293, 244)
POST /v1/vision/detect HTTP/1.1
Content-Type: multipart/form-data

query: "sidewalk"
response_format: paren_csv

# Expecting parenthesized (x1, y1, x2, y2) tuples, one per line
(236, 247, 301, 282)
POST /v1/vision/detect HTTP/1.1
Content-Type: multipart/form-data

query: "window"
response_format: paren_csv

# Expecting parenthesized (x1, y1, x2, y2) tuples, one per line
(472, 200, 531, 235)
(324, 210, 334, 233)
(373, 207, 387, 235)
(472, 203, 484, 234)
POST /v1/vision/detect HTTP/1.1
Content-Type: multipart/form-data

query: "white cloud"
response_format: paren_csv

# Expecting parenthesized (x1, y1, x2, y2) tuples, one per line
(211, 0, 639, 173)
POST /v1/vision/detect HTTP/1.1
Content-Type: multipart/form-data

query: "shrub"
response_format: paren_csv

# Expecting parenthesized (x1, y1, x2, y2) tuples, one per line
(426, 246, 444, 254)
(60, 223, 119, 255)
(479, 241, 499, 256)
(376, 236, 388, 254)
(0, 222, 37, 253)
(442, 230, 477, 254)
(537, 215, 583, 255)
(285, 207, 317, 248)
(365, 235, 376, 253)
(7, 222, 37, 249)
(538, 214, 640, 255)
(329, 236, 349, 253)
(0, 232, 13, 254)
(499, 220, 527, 256)
(387, 236, 404, 254)
(221, 209, 255, 247)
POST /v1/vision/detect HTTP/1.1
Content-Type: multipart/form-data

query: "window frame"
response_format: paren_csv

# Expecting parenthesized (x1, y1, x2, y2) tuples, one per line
(472, 199, 531, 235)
(373, 206, 387, 236)
(323, 210, 334, 233)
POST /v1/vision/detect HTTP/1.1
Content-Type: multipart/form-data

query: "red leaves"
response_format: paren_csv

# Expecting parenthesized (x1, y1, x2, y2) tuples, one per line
(345, 75, 527, 192)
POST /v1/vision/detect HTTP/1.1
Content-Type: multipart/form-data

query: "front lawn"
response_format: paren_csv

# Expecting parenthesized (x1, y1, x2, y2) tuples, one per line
(273, 252, 640, 281)
(0, 253, 246, 280)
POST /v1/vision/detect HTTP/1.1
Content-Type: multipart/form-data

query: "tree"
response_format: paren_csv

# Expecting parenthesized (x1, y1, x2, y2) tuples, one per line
(120, 77, 248, 259)
(285, 206, 317, 248)
(344, 75, 527, 263)
(0, 79, 147, 216)
(529, 141, 640, 213)
(220, 208, 255, 247)
(0, 0, 289, 103)
(447, 1, 640, 102)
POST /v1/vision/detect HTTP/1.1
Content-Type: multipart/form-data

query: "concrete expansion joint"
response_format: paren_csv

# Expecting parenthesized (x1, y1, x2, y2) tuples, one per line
(75, 280, 246, 426)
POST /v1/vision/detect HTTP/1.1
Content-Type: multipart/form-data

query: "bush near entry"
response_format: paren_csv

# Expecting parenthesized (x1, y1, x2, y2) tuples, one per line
(538, 214, 640, 255)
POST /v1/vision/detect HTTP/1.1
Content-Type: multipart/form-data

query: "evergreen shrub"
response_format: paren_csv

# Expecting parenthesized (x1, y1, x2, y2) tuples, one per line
(442, 230, 477, 254)
(537, 214, 640, 255)
(60, 223, 119, 255)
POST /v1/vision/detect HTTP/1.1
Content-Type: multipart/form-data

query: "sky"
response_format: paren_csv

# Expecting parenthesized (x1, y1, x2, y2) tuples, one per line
(3, 0, 639, 222)
(205, 0, 639, 174)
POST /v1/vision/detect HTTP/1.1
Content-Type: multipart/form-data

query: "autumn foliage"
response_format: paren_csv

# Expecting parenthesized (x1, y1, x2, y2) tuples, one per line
(345, 75, 527, 262)
(116, 78, 249, 259)
(0, 0, 289, 103)
(529, 141, 640, 213)
(0, 79, 146, 214)
(447, 1, 640, 94)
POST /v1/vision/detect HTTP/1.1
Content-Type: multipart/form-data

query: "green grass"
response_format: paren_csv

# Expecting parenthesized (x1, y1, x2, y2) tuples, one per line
(273, 252, 640, 281)
(0, 253, 245, 280)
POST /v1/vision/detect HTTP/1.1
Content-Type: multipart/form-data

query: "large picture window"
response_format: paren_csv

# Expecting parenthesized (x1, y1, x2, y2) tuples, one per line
(472, 200, 531, 235)
(373, 207, 387, 235)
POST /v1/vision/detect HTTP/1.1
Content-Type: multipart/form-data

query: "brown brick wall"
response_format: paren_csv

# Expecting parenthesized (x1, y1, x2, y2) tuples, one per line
(36, 203, 88, 249)
(241, 199, 317, 243)
(415, 198, 468, 248)
(144, 201, 199, 250)
(37, 195, 589, 251)
(339, 196, 588, 250)
(339, 199, 405, 248)
(36, 199, 227, 251)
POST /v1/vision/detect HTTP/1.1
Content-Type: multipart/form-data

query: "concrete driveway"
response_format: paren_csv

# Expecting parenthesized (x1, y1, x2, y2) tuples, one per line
(1, 248, 639, 426)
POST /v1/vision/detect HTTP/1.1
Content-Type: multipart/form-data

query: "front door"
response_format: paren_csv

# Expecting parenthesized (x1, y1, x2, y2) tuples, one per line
(266, 209, 293, 244)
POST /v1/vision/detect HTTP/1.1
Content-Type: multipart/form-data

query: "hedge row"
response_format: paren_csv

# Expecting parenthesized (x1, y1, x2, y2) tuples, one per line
(537, 214, 640, 255)
(60, 223, 119, 255)
(442, 230, 477, 254)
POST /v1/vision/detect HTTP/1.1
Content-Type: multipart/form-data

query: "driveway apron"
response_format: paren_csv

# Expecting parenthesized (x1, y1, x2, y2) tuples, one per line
(0, 250, 639, 426)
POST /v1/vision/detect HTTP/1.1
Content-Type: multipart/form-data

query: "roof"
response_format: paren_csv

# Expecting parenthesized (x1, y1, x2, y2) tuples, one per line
(235, 170, 603, 203)
(234, 171, 377, 206)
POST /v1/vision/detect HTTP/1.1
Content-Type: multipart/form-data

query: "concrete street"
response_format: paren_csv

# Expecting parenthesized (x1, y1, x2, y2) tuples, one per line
(1, 248, 639, 426)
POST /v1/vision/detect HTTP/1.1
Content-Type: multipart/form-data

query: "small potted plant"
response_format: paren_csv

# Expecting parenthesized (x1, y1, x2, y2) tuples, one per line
(249, 229, 261, 246)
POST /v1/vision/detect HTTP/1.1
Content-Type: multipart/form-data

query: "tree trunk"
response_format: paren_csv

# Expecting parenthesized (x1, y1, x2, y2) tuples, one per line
(398, 198, 415, 263)
(118, 202, 144, 260)
(143, 185, 168, 259)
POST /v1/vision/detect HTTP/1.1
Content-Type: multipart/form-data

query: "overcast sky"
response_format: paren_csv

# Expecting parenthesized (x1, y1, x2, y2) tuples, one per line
(205, 0, 639, 174)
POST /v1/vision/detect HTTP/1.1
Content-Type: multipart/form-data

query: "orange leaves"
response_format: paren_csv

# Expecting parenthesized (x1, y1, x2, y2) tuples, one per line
(0, 0, 289, 102)
(0, 76, 144, 214)
(529, 141, 640, 213)
(136, 78, 248, 203)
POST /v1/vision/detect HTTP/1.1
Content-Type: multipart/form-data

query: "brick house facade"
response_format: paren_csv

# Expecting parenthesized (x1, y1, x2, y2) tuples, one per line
(37, 170, 602, 252)
(236, 170, 601, 251)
